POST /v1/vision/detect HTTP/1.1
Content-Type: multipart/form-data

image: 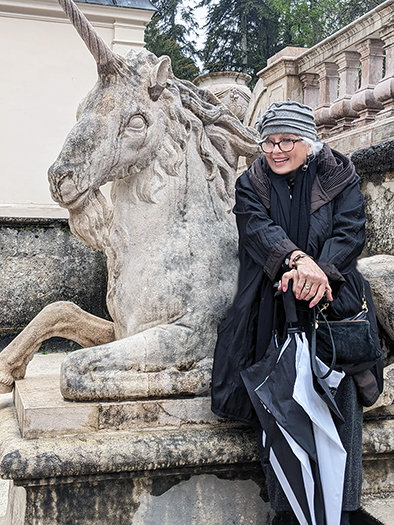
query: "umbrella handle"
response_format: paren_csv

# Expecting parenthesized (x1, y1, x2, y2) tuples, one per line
(282, 286, 298, 324)
(311, 308, 337, 379)
(272, 283, 299, 347)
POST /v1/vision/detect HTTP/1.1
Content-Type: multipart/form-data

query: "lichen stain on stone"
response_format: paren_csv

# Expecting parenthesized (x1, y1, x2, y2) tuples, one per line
(1, 450, 24, 475)
(96, 93, 116, 116)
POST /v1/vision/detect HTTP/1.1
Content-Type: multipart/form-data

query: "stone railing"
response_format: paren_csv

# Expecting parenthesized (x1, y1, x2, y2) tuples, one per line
(244, 0, 394, 154)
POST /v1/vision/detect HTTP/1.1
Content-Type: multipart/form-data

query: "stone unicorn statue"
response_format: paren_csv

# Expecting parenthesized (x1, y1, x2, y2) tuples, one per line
(0, 0, 259, 400)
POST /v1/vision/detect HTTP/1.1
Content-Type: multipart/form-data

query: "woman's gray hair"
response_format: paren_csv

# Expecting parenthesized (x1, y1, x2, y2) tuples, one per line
(301, 136, 324, 156)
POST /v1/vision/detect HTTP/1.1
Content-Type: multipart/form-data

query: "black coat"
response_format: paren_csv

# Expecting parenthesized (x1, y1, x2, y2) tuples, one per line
(211, 144, 381, 426)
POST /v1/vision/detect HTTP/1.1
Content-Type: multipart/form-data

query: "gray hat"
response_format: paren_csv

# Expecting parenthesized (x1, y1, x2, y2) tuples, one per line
(257, 101, 317, 141)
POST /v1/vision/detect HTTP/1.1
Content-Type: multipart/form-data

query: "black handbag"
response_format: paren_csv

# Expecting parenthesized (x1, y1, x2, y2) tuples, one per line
(312, 294, 382, 376)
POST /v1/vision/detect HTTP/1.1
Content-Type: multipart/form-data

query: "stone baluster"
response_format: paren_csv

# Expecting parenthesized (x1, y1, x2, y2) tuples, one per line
(330, 51, 360, 131)
(350, 39, 384, 125)
(374, 24, 394, 118)
(300, 73, 320, 109)
(314, 62, 338, 137)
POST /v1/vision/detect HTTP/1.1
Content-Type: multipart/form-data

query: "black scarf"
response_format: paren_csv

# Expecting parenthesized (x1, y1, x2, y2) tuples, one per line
(269, 160, 317, 252)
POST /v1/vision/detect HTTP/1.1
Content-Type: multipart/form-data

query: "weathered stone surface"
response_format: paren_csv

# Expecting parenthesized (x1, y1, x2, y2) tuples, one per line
(364, 364, 394, 413)
(193, 71, 252, 120)
(361, 494, 394, 525)
(133, 474, 274, 525)
(14, 368, 222, 437)
(0, 0, 260, 399)
(351, 142, 394, 256)
(1, 359, 393, 524)
(0, 476, 10, 523)
(357, 255, 394, 341)
(0, 218, 108, 339)
(1, 391, 392, 487)
(4, 467, 271, 525)
(351, 141, 394, 177)
(0, 302, 115, 394)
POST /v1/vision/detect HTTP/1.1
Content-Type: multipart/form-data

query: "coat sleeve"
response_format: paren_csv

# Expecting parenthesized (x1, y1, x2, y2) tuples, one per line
(234, 173, 298, 281)
(317, 175, 366, 280)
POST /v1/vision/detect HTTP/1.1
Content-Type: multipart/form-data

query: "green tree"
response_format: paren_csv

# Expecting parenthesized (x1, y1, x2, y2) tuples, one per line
(201, 0, 385, 79)
(275, 0, 384, 48)
(200, 0, 280, 79)
(145, 0, 200, 81)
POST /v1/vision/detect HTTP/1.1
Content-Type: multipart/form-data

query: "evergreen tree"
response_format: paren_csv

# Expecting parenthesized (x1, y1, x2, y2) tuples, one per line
(275, 0, 384, 48)
(200, 0, 280, 79)
(145, 0, 200, 81)
(201, 0, 385, 79)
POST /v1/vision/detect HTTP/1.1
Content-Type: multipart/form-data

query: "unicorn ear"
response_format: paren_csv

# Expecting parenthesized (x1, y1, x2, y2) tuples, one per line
(148, 56, 172, 101)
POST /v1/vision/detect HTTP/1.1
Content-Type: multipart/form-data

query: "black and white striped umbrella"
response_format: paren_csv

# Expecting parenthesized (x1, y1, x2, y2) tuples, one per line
(241, 295, 347, 525)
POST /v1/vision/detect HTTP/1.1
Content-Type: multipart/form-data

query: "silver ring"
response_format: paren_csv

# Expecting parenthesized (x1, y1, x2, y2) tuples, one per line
(304, 282, 311, 290)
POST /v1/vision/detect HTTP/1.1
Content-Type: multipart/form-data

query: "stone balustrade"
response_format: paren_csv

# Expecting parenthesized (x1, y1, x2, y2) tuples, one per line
(244, 0, 394, 154)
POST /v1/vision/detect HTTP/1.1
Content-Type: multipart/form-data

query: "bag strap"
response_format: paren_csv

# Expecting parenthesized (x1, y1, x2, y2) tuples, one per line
(311, 306, 337, 380)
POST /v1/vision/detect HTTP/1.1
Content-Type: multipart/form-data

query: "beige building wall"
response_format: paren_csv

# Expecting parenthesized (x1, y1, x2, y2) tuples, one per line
(0, 0, 154, 218)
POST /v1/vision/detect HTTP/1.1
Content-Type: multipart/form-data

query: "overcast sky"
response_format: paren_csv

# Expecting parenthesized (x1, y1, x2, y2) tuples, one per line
(183, 0, 208, 50)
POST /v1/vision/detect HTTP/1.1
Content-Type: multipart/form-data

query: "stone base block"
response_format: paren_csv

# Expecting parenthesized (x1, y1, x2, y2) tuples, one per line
(13, 355, 223, 438)
(5, 466, 275, 525)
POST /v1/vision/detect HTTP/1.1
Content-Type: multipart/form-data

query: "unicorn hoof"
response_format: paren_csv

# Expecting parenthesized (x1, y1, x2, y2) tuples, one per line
(0, 381, 13, 394)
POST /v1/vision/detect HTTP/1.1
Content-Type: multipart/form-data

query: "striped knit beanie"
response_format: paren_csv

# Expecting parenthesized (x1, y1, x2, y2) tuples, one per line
(257, 101, 317, 141)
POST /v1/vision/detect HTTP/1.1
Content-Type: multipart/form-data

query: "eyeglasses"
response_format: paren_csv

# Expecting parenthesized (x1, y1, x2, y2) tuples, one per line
(260, 138, 302, 153)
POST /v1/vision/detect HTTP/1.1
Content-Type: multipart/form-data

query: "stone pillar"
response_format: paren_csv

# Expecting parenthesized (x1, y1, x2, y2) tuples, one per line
(374, 25, 394, 118)
(300, 73, 320, 109)
(350, 39, 384, 125)
(314, 62, 338, 137)
(330, 51, 360, 131)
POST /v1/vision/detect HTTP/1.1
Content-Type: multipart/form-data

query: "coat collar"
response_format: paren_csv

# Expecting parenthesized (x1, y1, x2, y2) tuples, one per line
(248, 144, 357, 214)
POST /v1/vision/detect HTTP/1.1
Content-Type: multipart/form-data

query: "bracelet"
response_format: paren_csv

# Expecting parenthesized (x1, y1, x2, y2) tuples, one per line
(292, 253, 313, 268)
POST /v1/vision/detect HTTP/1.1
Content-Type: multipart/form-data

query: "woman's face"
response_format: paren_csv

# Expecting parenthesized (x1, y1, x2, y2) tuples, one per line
(263, 134, 312, 175)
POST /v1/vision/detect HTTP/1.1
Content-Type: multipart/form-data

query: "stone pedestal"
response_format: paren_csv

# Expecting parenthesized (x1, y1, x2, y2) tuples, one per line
(0, 354, 393, 524)
(0, 355, 273, 525)
(193, 72, 252, 120)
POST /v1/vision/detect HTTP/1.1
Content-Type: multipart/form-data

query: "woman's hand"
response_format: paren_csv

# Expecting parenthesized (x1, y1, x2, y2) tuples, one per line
(278, 256, 333, 308)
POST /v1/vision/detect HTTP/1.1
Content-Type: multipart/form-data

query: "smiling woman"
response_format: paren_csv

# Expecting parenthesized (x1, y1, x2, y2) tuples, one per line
(261, 135, 311, 175)
(211, 100, 383, 524)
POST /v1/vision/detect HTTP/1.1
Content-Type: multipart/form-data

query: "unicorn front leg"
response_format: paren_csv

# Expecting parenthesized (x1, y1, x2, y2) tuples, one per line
(0, 301, 115, 393)
(60, 323, 212, 400)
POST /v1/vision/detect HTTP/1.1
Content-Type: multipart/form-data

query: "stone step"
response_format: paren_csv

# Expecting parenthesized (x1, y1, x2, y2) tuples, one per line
(13, 353, 225, 438)
(360, 493, 394, 525)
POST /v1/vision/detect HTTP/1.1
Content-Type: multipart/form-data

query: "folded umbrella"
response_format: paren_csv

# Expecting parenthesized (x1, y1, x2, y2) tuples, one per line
(241, 289, 346, 525)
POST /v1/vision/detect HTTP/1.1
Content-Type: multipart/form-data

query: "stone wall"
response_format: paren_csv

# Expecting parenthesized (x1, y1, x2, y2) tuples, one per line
(0, 218, 108, 351)
(351, 141, 394, 257)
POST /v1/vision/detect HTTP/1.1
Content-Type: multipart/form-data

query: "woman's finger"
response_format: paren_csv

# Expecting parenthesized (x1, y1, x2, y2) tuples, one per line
(309, 283, 327, 308)
(291, 272, 302, 297)
(325, 285, 334, 302)
(294, 274, 307, 298)
(301, 282, 318, 301)
(281, 270, 296, 292)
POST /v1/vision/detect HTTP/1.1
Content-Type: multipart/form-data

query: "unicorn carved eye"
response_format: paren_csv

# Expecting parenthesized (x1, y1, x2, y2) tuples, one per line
(127, 115, 146, 131)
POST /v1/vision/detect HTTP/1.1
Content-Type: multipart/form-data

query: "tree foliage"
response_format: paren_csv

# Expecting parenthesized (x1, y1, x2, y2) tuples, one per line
(200, 0, 280, 79)
(145, 0, 385, 83)
(200, 0, 385, 80)
(275, 0, 383, 48)
(144, 0, 200, 81)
